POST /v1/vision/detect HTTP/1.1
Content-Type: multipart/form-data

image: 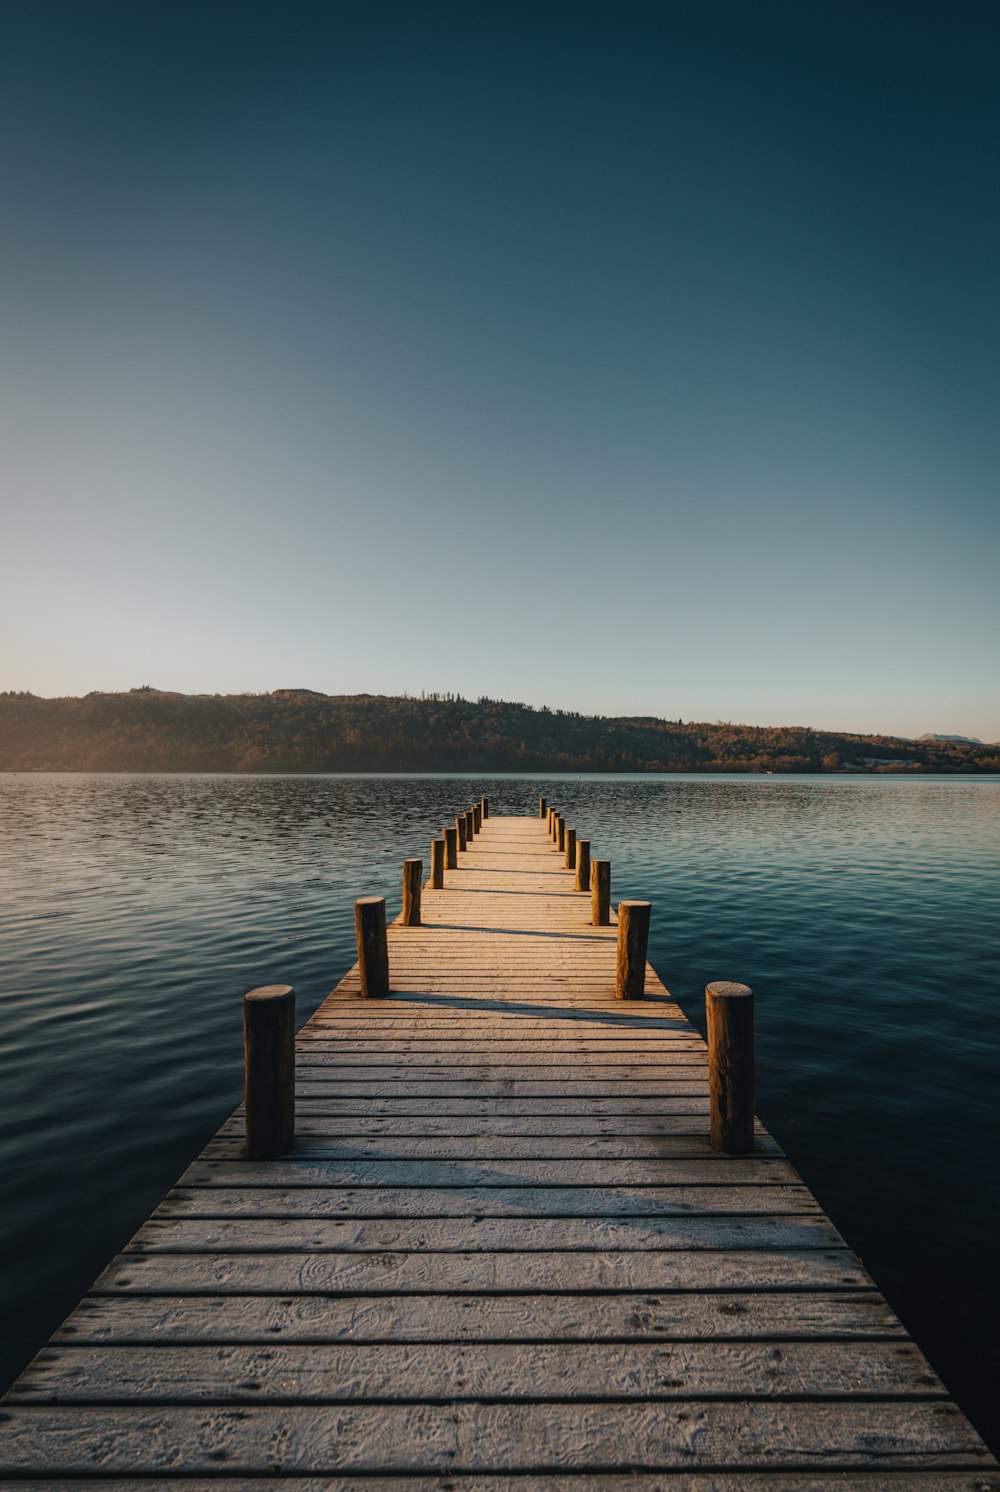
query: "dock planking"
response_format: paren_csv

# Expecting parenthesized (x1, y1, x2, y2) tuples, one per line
(1, 814, 997, 1486)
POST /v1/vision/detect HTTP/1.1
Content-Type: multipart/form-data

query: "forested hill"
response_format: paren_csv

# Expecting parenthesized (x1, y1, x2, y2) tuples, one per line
(1, 690, 998, 774)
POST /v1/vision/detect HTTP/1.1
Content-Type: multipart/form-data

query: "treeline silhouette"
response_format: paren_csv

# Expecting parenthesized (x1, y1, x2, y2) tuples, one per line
(2, 689, 997, 774)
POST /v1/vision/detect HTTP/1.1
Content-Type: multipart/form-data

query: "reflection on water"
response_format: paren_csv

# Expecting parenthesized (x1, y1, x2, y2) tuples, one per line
(1, 772, 998, 1447)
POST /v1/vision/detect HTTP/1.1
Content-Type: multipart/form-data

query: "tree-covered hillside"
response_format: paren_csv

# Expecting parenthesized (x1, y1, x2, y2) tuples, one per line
(1, 690, 997, 773)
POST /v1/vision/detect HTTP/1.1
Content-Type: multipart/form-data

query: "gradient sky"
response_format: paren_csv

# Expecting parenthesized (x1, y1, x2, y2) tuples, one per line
(2, 0, 998, 739)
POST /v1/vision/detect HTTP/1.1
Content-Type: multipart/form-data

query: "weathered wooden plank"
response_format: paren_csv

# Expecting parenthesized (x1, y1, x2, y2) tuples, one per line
(284, 1110, 729, 1131)
(202, 1139, 782, 1163)
(198, 1145, 794, 1181)
(284, 1096, 723, 1116)
(91, 1248, 868, 1293)
(289, 1072, 714, 1092)
(54, 1290, 905, 1345)
(156, 1183, 823, 1218)
(298, 1038, 706, 1051)
(305, 1012, 689, 1027)
(180, 1155, 801, 1186)
(8, 1340, 944, 1404)
(294, 1050, 709, 1065)
(220, 1115, 754, 1139)
(6, 1476, 996, 1491)
(0, 1401, 989, 1474)
(128, 1214, 843, 1253)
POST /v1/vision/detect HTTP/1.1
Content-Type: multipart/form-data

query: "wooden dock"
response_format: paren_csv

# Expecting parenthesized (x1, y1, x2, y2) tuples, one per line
(2, 812, 997, 1486)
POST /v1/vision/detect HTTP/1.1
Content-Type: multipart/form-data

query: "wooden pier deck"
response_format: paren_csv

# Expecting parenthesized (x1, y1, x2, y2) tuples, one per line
(2, 813, 997, 1487)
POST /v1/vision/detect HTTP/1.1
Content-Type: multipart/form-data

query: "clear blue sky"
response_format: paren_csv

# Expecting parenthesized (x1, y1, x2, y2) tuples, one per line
(2, 1, 998, 740)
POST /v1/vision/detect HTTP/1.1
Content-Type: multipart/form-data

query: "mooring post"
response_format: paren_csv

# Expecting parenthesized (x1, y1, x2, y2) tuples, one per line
(243, 984, 295, 1159)
(547, 807, 555, 837)
(444, 825, 458, 869)
(456, 814, 467, 852)
(402, 858, 422, 926)
(355, 896, 389, 998)
(556, 815, 566, 852)
(465, 808, 475, 842)
(706, 982, 755, 1154)
(616, 900, 651, 999)
(591, 859, 611, 925)
(430, 837, 445, 888)
(575, 838, 590, 893)
(482, 796, 489, 819)
(539, 795, 547, 817)
(564, 826, 576, 870)
(473, 802, 482, 833)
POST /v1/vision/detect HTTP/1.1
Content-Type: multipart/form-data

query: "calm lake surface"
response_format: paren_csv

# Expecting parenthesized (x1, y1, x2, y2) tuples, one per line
(1, 772, 998, 1446)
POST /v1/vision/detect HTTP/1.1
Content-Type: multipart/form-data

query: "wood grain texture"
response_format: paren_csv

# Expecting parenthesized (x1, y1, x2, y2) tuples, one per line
(0, 1402, 990, 1475)
(5, 1477, 998, 1492)
(52, 1289, 907, 1345)
(3, 814, 994, 1484)
(155, 1182, 822, 1216)
(9, 1340, 942, 1403)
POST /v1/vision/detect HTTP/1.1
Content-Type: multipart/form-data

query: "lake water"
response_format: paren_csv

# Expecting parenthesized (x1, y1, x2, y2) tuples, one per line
(1, 772, 998, 1448)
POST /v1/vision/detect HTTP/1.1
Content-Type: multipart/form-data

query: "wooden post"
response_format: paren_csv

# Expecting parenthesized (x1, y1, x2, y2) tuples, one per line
(556, 816, 566, 852)
(465, 808, 475, 842)
(539, 795, 547, 817)
(547, 807, 555, 837)
(591, 859, 611, 926)
(402, 858, 422, 926)
(564, 826, 576, 870)
(456, 814, 467, 852)
(243, 984, 295, 1159)
(616, 900, 651, 999)
(355, 896, 389, 998)
(706, 982, 755, 1154)
(575, 838, 590, 892)
(430, 837, 444, 888)
(473, 802, 482, 833)
(481, 796, 489, 819)
(444, 825, 458, 869)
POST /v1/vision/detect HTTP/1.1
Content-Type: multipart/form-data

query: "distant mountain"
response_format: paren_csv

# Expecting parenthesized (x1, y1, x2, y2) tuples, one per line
(916, 733, 984, 745)
(3, 691, 1000, 774)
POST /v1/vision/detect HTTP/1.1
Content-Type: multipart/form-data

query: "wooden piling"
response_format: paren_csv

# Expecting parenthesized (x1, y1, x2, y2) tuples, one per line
(465, 808, 475, 841)
(539, 795, 547, 817)
(575, 837, 590, 892)
(430, 837, 444, 888)
(556, 815, 566, 852)
(444, 825, 458, 869)
(616, 900, 651, 1000)
(591, 858, 611, 926)
(355, 896, 389, 998)
(473, 802, 482, 833)
(548, 807, 555, 837)
(402, 859, 422, 926)
(243, 984, 295, 1159)
(706, 981, 755, 1155)
(564, 826, 576, 870)
(456, 814, 467, 852)
(481, 796, 489, 819)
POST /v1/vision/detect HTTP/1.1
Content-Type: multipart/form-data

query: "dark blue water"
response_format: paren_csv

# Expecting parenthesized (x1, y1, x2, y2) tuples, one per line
(1, 773, 998, 1447)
